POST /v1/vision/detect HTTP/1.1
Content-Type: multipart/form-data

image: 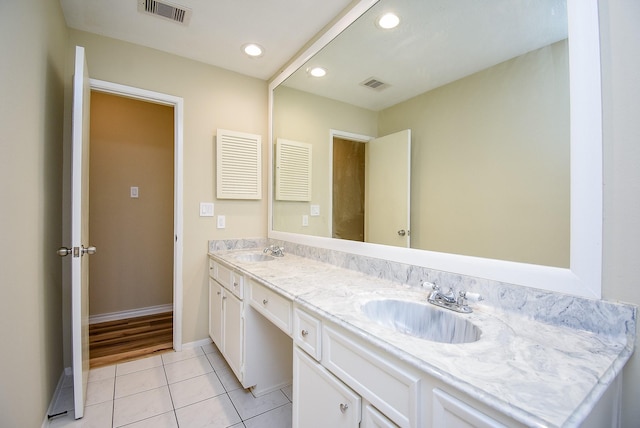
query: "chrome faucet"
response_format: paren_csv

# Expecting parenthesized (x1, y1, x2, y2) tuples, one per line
(263, 245, 285, 257)
(425, 283, 482, 313)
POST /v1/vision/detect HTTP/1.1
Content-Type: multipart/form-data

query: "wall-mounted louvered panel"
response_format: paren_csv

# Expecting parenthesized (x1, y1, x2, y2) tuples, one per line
(217, 129, 262, 200)
(276, 138, 312, 201)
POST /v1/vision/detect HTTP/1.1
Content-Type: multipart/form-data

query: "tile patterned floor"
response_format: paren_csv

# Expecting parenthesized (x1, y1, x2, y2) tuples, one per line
(47, 343, 292, 428)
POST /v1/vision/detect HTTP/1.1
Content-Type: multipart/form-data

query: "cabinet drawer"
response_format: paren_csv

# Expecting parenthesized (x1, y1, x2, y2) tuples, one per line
(249, 279, 292, 335)
(432, 389, 506, 428)
(293, 308, 322, 361)
(208, 258, 217, 279)
(323, 326, 421, 428)
(216, 262, 244, 299)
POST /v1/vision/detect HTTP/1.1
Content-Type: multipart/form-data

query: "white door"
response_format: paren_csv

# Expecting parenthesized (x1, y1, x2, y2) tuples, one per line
(365, 129, 411, 247)
(64, 46, 93, 419)
(223, 291, 244, 383)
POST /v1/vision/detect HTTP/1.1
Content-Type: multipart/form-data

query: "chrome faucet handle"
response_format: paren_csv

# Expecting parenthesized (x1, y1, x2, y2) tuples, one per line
(457, 290, 483, 307)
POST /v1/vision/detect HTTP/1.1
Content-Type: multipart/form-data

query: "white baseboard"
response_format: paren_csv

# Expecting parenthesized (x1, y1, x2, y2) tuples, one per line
(89, 303, 173, 325)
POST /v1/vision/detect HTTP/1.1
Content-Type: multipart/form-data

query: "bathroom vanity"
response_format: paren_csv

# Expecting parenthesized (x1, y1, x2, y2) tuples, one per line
(208, 243, 635, 428)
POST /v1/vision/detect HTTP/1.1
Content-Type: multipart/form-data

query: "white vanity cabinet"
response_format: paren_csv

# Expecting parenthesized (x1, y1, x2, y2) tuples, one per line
(208, 258, 292, 396)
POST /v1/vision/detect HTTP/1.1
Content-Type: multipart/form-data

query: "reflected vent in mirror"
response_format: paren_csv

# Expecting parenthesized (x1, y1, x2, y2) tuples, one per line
(138, 0, 192, 25)
(360, 77, 390, 91)
(276, 139, 312, 201)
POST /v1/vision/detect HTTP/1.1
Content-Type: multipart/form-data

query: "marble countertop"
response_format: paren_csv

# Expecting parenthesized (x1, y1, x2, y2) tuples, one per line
(209, 249, 635, 427)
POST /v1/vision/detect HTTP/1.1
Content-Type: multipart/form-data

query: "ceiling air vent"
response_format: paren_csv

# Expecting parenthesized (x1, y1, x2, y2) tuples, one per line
(138, 0, 192, 25)
(360, 77, 390, 91)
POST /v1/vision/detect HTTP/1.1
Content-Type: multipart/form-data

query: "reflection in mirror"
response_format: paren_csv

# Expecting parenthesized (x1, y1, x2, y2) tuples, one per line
(269, 0, 603, 298)
(273, 0, 569, 267)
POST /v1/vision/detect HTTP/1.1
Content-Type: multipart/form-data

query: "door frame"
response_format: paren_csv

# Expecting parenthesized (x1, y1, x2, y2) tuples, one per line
(90, 79, 184, 351)
(328, 129, 373, 239)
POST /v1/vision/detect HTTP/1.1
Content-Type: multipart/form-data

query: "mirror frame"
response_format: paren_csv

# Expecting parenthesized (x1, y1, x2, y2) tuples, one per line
(268, 0, 602, 298)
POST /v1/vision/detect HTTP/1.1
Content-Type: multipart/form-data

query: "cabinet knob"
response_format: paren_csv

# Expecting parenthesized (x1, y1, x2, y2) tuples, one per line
(233, 282, 239, 288)
(301, 329, 309, 337)
(339, 403, 349, 413)
(262, 298, 268, 305)
(217, 291, 221, 296)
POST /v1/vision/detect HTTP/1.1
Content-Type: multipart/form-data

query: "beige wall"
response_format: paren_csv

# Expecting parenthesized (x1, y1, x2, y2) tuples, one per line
(600, 1, 640, 427)
(272, 86, 378, 236)
(89, 92, 174, 315)
(0, 0, 68, 426)
(378, 41, 570, 267)
(63, 30, 269, 358)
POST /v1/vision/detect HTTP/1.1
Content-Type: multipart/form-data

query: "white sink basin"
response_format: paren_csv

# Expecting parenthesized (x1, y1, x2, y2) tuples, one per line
(361, 299, 481, 344)
(233, 253, 276, 262)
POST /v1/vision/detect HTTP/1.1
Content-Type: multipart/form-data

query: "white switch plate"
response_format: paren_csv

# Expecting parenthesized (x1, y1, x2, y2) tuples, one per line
(310, 204, 320, 216)
(217, 215, 226, 229)
(200, 202, 214, 217)
(130, 186, 139, 198)
(302, 215, 309, 226)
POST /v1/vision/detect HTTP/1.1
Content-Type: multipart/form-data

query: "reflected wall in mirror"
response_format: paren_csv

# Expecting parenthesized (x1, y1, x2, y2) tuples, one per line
(273, 0, 569, 267)
(269, 0, 602, 298)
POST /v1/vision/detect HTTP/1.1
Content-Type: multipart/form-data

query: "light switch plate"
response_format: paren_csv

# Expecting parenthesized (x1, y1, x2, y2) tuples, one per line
(310, 204, 320, 216)
(217, 215, 226, 229)
(130, 186, 139, 198)
(200, 202, 214, 217)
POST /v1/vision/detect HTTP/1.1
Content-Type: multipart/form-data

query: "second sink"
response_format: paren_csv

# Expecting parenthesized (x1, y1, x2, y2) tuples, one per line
(361, 299, 481, 344)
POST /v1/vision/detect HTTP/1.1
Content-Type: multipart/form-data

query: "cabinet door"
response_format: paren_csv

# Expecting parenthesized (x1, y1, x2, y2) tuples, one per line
(223, 291, 244, 383)
(362, 402, 398, 428)
(208, 279, 223, 349)
(293, 347, 360, 428)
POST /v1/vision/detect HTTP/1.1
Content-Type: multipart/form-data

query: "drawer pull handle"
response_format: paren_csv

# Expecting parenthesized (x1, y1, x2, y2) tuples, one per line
(222, 296, 227, 300)
(339, 403, 349, 413)
(262, 298, 268, 305)
(301, 329, 309, 337)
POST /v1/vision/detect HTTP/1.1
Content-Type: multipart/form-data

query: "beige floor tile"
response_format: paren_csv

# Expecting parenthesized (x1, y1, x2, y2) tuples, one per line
(228, 388, 289, 420)
(169, 372, 226, 409)
(115, 366, 167, 399)
(175, 395, 242, 427)
(113, 386, 173, 427)
(164, 354, 213, 384)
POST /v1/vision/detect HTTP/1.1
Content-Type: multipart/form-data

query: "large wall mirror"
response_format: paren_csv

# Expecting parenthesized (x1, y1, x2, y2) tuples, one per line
(268, 0, 602, 298)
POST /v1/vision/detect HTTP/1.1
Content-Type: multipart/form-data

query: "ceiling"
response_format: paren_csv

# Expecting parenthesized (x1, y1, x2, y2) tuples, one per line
(59, 0, 354, 80)
(282, 0, 568, 111)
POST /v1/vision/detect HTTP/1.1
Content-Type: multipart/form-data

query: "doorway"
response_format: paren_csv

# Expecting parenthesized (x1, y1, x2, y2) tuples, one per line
(87, 80, 184, 365)
(332, 137, 366, 241)
(87, 91, 173, 366)
(330, 129, 412, 247)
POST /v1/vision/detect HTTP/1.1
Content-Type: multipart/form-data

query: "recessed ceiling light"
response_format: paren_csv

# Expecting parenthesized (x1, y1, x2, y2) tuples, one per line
(377, 12, 400, 29)
(307, 67, 327, 78)
(242, 43, 264, 58)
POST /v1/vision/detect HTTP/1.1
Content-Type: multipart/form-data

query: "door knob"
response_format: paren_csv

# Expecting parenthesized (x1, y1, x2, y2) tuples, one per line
(397, 229, 407, 236)
(57, 247, 72, 257)
(81, 246, 97, 255)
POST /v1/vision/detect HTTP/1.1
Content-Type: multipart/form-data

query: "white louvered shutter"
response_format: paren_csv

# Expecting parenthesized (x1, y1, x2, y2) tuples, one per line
(276, 138, 312, 201)
(217, 129, 262, 199)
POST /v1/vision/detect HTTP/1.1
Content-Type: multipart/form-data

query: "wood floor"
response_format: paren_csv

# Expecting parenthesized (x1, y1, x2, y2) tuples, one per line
(89, 312, 174, 368)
